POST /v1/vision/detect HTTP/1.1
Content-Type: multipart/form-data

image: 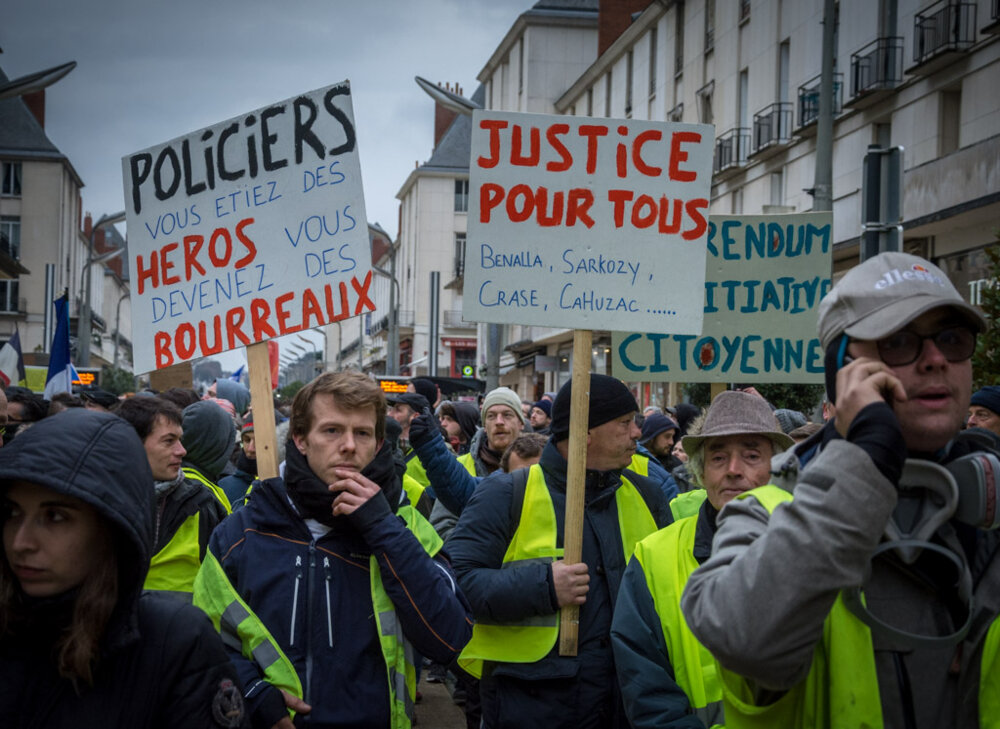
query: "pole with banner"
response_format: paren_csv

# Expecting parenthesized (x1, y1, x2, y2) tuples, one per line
(463, 110, 715, 654)
(122, 80, 376, 472)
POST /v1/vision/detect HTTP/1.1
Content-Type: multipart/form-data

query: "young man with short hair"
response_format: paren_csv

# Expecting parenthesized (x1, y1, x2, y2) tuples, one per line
(194, 371, 472, 729)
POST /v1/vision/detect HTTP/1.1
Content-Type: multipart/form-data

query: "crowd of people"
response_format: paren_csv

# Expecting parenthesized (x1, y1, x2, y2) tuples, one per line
(0, 250, 998, 728)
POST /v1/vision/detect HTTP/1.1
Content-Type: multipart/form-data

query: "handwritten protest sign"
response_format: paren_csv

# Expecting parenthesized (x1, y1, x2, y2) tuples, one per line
(463, 111, 715, 334)
(612, 212, 833, 383)
(122, 81, 373, 374)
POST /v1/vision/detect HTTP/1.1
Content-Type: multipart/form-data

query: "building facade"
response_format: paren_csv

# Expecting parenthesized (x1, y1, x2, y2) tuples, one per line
(465, 0, 999, 405)
(0, 68, 131, 382)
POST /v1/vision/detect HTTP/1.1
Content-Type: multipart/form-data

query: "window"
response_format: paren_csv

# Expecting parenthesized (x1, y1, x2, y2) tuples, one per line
(454, 179, 469, 212)
(625, 51, 634, 117)
(778, 41, 790, 103)
(738, 69, 749, 129)
(454, 233, 466, 278)
(770, 170, 785, 207)
(0, 216, 20, 259)
(518, 39, 525, 94)
(705, 0, 716, 52)
(1, 162, 21, 196)
(0, 280, 19, 313)
(940, 89, 961, 156)
(697, 81, 715, 124)
(649, 27, 658, 96)
(587, 88, 594, 116)
(675, 3, 685, 76)
(740, 0, 751, 24)
(604, 72, 612, 117)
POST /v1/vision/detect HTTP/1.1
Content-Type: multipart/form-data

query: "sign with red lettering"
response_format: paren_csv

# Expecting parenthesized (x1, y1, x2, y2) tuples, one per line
(463, 111, 714, 333)
(122, 80, 373, 374)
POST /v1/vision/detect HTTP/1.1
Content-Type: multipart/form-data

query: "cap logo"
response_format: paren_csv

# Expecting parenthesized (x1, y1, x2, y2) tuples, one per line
(873, 265, 948, 291)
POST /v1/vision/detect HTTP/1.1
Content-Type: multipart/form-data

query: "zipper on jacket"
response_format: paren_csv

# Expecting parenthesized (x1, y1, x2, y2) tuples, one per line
(289, 555, 303, 645)
(304, 542, 317, 709)
(324, 556, 333, 648)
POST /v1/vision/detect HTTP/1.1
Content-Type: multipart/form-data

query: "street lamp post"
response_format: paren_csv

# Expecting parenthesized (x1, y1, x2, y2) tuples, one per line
(297, 333, 320, 376)
(79, 211, 126, 366)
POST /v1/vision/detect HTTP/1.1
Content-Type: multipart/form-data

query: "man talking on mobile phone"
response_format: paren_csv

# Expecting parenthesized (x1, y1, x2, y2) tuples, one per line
(681, 252, 1000, 728)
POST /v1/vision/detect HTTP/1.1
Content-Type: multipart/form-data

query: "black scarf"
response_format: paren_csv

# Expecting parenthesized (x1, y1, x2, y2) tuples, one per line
(283, 438, 403, 529)
(235, 450, 257, 477)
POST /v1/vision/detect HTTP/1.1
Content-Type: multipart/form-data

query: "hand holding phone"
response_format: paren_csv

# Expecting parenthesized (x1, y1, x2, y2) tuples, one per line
(834, 355, 906, 438)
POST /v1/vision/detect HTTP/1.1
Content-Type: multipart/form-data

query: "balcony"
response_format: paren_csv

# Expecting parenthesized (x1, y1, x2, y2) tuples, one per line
(984, 0, 1000, 33)
(849, 37, 904, 106)
(751, 102, 792, 156)
(714, 127, 751, 174)
(797, 72, 843, 129)
(910, 1, 976, 72)
(443, 309, 472, 329)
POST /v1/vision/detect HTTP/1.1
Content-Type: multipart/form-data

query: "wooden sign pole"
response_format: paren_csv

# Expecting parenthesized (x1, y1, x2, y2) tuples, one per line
(247, 341, 279, 480)
(558, 328, 593, 656)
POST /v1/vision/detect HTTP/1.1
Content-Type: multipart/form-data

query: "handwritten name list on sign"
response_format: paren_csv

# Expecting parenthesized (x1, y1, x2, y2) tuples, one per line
(122, 81, 373, 374)
(463, 111, 715, 333)
(612, 212, 833, 383)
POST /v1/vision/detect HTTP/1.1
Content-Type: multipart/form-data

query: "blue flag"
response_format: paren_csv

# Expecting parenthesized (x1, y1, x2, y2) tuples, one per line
(44, 293, 74, 399)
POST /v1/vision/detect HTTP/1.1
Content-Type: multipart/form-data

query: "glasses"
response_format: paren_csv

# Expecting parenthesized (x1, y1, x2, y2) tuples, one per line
(875, 326, 976, 366)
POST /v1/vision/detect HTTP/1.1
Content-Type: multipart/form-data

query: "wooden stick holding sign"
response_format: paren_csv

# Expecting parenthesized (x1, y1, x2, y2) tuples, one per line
(558, 329, 593, 656)
(247, 342, 279, 481)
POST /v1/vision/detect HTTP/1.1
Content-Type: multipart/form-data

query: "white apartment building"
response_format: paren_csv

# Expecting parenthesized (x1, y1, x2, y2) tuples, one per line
(474, 0, 999, 402)
(0, 69, 131, 380)
(393, 86, 481, 379)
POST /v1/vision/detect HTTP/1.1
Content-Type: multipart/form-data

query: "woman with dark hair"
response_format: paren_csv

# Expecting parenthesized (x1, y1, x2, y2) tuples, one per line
(0, 409, 247, 728)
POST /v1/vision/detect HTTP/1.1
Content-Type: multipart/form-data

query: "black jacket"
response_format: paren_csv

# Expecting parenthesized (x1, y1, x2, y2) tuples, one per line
(448, 441, 673, 729)
(0, 409, 247, 728)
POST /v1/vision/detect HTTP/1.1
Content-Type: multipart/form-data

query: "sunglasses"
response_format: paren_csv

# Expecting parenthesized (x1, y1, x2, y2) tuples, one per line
(875, 326, 977, 367)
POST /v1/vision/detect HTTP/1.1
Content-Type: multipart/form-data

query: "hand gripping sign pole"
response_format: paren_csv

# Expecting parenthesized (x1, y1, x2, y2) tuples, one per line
(558, 328, 592, 655)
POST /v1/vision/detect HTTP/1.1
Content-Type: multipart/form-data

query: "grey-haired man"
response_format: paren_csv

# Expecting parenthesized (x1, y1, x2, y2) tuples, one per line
(681, 252, 1000, 727)
(611, 391, 793, 727)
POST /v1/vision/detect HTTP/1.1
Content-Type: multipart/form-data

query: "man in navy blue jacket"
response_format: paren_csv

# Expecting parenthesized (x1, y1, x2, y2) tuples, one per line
(194, 371, 472, 729)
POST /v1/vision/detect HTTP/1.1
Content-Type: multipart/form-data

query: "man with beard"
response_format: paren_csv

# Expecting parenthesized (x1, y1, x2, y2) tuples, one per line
(193, 371, 472, 729)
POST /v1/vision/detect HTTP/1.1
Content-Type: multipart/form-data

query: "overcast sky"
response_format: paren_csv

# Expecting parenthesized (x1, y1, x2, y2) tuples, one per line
(3, 0, 524, 374)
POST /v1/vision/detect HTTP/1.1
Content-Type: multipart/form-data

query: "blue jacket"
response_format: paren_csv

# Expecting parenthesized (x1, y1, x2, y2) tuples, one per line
(447, 441, 673, 729)
(414, 428, 678, 518)
(204, 476, 473, 728)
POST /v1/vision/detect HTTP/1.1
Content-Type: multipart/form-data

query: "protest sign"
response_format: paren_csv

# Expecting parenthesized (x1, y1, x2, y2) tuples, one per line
(122, 80, 373, 375)
(612, 212, 833, 383)
(463, 111, 715, 334)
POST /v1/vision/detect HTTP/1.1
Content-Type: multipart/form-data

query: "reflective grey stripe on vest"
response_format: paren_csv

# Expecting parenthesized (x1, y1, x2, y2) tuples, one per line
(389, 667, 415, 720)
(695, 699, 724, 727)
(221, 600, 250, 636)
(144, 588, 193, 603)
(252, 640, 283, 671)
(379, 609, 415, 719)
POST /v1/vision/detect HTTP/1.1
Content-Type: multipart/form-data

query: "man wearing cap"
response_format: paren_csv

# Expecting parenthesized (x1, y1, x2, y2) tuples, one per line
(79, 385, 119, 411)
(611, 391, 793, 727)
(529, 399, 552, 435)
(218, 416, 258, 509)
(388, 392, 433, 490)
(407, 387, 526, 516)
(447, 374, 672, 729)
(681, 252, 1000, 727)
(638, 413, 681, 472)
(968, 385, 1000, 437)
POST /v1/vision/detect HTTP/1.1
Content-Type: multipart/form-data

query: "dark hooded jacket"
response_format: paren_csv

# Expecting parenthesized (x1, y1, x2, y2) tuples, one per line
(182, 401, 237, 483)
(0, 409, 247, 728)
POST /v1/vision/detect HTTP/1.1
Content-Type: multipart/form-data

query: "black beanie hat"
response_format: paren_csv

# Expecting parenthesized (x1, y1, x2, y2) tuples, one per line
(550, 374, 638, 443)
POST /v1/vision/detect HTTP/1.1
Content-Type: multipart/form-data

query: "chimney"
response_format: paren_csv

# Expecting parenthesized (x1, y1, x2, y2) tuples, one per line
(434, 82, 460, 150)
(23, 89, 45, 129)
(599, 0, 653, 56)
(83, 212, 93, 240)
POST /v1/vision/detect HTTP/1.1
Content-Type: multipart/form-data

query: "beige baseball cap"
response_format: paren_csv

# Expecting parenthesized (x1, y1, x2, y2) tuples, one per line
(817, 252, 986, 350)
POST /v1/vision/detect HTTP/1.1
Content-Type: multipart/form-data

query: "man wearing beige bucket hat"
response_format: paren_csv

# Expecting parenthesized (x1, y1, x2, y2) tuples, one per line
(681, 252, 1000, 728)
(611, 390, 793, 727)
